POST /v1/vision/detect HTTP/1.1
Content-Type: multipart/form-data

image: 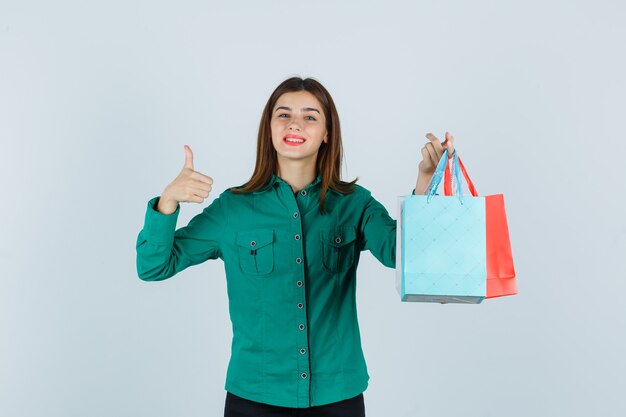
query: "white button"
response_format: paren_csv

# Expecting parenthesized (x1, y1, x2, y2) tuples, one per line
(297, 281, 303, 287)
(296, 258, 302, 264)
(300, 190, 307, 196)
(299, 324, 305, 330)
(300, 348, 306, 354)
(295, 234, 301, 240)
(301, 373, 307, 379)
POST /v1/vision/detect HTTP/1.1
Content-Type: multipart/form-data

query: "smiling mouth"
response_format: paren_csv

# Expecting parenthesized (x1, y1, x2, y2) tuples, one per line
(284, 137, 306, 144)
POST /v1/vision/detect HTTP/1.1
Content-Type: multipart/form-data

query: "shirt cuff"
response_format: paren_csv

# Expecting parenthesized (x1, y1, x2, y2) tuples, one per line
(142, 196, 180, 245)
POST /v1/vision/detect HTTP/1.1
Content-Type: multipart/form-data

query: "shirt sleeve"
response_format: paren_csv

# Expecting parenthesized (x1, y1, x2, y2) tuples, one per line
(358, 190, 397, 269)
(135, 193, 226, 281)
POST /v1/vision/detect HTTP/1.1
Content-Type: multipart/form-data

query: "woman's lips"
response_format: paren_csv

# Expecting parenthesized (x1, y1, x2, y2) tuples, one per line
(284, 137, 306, 146)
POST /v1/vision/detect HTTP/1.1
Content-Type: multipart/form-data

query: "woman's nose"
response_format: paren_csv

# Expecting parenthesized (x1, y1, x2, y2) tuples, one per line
(288, 121, 301, 131)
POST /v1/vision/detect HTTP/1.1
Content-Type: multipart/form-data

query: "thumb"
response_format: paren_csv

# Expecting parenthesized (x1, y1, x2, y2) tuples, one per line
(183, 145, 194, 170)
(443, 132, 455, 156)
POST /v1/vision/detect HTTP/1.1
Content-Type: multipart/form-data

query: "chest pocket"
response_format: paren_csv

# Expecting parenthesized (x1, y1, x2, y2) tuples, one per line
(236, 229, 275, 275)
(320, 226, 357, 273)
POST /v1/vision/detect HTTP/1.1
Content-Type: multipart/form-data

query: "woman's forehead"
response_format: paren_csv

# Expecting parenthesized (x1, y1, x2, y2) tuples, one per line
(274, 91, 322, 109)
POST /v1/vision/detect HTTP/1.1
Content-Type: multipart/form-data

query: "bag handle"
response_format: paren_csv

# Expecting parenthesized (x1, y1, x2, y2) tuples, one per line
(444, 154, 479, 197)
(424, 149, 479, 203)
(424, 149, 455, 201)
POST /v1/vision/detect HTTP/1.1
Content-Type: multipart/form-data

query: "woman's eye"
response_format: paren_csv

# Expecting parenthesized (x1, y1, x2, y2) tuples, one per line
(277, 113, 316, 121)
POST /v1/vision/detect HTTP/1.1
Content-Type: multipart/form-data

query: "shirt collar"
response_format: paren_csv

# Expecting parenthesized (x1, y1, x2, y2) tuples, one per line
(255, 173, 322, 193)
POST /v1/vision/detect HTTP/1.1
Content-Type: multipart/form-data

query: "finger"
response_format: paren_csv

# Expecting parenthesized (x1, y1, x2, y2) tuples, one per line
(190, 171, 214, 185)
(184, 145, 194, 170)
(190, 180, 212, 194)
(425, 133, 445, 156)
(442, 132, 455, 157)
(441, 131, 454, 146)
(419, 147, 435, 172)
(187, 185, 210, 201)
(425, 140, 443, 162)
(425, 133, 441, 146)
(190, 186, 211, 199)
(424, 142, 440, 165)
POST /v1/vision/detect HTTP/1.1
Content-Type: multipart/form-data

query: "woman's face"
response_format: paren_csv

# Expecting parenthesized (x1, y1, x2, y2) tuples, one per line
(270, 91, 328, 167)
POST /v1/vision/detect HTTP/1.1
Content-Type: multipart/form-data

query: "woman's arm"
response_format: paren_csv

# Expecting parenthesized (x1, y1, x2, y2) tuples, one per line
(136, 144, 222, 281)
(135, 193, 226, 281)
(359, 190, 397, 268)
(413, 171, 434, 195)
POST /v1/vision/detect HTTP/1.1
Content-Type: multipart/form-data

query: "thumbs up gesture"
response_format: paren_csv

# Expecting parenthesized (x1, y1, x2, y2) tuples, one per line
(157, 145, 214, 215)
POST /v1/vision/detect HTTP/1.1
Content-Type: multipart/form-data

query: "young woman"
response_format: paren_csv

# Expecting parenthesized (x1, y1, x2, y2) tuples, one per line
(136, 76, 455, 417)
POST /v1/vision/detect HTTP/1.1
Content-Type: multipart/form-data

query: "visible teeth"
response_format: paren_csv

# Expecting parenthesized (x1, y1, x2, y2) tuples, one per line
(285, 138, 304, 143)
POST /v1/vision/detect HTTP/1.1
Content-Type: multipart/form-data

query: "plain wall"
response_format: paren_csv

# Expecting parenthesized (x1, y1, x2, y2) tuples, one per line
(1, 1, 625, 416)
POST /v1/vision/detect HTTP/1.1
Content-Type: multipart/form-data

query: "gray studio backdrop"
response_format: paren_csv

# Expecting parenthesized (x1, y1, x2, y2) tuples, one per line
(1, 1, 624, 416)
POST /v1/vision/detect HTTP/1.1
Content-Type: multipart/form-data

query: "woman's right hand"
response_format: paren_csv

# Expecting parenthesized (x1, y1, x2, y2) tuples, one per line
(156, 145, 214, 215)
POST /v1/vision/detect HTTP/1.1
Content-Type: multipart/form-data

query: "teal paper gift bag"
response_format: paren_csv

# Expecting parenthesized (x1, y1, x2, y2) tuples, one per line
(395, 149, 487, 304)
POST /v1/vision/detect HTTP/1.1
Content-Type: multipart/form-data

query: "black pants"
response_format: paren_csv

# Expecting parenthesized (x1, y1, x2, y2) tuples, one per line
(224, 391, 366, 417)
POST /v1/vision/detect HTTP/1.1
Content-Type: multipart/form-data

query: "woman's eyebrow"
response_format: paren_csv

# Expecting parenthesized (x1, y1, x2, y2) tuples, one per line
(274, 106, 320, 114)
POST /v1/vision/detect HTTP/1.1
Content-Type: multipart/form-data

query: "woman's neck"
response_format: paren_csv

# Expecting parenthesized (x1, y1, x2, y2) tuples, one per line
(276, 160, 316, 194)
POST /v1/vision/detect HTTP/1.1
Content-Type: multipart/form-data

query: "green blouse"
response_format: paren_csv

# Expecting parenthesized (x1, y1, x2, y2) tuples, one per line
(136, 174, 403, 407)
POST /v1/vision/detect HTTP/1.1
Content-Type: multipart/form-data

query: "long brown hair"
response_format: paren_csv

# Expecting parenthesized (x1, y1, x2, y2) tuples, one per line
(229, 76, 358, 214)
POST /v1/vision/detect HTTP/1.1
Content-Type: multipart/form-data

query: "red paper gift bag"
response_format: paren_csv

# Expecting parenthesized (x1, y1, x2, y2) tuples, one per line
(444, 157, 517, 299)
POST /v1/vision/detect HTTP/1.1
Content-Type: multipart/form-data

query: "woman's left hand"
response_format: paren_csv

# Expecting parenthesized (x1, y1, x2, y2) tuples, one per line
(418, 131, 455, 175)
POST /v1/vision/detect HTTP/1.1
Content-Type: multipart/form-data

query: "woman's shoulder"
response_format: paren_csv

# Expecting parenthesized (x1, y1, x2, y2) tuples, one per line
(349, 182, 370, 193)
(342, 182, 372, 198)
(216, 185, 251, 199)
